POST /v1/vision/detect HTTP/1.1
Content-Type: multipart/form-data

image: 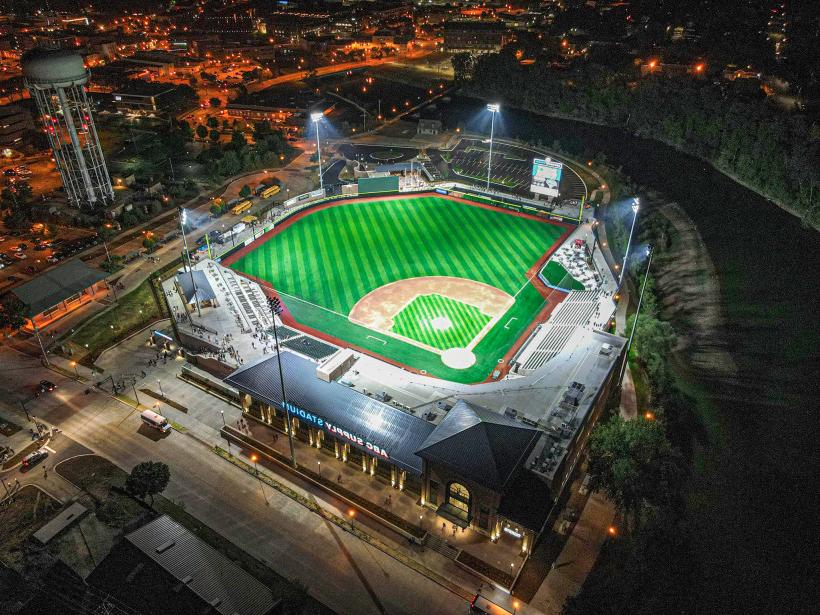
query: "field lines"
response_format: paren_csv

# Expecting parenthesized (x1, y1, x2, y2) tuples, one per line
(228, 194, 568, 381)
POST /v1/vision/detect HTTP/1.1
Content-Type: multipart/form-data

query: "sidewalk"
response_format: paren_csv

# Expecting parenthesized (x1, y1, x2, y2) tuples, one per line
(528, 492, 616, 615)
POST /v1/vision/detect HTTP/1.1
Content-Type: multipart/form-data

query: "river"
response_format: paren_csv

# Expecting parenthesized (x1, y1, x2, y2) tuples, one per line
(437, 98, 819, 610)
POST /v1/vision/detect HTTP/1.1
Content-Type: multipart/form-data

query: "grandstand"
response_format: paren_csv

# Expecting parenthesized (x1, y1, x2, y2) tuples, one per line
(512, 290, 608, 373)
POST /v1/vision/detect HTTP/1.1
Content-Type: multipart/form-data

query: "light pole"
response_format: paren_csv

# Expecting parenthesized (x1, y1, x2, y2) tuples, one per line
(485, 103, 500, 190)
(157, 379, 164, 398)
(179, 208, 201, 317)
(269, 296, 297, 468)
(618, 199, 640, 287)
(70, 361, 79, 377)
(618, 244, 653, 387)
(250, 453, 268, 506)
(310, 112, 324, 191)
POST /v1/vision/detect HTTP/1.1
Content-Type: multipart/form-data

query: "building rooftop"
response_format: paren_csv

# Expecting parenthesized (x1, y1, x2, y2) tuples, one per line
(124, 515, 275, 615)
(415, 399, 542, 492)
(226, 351, 436, 475)
(10, 259, 106, 317)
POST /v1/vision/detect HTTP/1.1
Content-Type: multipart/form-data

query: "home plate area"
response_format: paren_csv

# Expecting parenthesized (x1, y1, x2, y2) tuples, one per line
(348, 276, 513, 369)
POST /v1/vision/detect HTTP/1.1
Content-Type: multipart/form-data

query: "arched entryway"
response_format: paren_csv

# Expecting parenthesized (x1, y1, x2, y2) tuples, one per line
(446, 482, 472, 522)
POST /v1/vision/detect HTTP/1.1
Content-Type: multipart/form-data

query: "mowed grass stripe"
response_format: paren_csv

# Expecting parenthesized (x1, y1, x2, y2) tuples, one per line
(357, 202, 402, 288)
(313, 206, 353, 309)
(391, 294, 489, 350)
(431, 206, 497, 287)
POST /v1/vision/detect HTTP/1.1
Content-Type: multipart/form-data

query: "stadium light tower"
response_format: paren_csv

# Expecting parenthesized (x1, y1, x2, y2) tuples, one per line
(486, 103, 500, 190)
(268, 296, 297, 468)
(618, 244, 653, 387)
(618, 198, 640, 287)
(310, 112, 324, 191)
(22, 48, 114, 209)
(179, 208, 201, 317)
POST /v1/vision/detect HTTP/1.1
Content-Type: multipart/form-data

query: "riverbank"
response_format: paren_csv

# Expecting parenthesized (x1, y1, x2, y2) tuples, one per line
(455, 88, 819, 230)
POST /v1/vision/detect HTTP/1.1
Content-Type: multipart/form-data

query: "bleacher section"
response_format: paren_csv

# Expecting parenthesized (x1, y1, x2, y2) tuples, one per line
(205, 261, 272, 333)
(282, 335, 338, 361)
(512, 291, 602, 373)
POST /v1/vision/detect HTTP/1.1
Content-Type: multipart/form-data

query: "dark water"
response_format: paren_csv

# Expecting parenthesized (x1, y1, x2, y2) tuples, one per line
(439, 98, 820, 609)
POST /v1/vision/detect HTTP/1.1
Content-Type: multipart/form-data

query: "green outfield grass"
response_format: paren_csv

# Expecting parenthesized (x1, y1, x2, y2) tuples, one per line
(391, 293, 490, 351)
(230, 194, 566, 382)
(542, 260, 586, 291)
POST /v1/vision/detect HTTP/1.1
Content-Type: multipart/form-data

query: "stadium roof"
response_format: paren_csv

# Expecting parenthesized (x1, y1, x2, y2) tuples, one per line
(125, 515, 275, 615)
(10, 259, 106, 317)
(225, 351, 435, 475)
(415, 400, 542, 492)
(176, 269, 216, 304)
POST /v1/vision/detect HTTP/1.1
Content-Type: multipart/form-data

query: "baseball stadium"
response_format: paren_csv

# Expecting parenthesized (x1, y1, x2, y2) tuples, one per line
(223, 191, 572, 383)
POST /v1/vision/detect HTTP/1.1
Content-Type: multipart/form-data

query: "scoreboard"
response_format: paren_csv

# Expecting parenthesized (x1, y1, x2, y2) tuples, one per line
(530, 158, 563, 198)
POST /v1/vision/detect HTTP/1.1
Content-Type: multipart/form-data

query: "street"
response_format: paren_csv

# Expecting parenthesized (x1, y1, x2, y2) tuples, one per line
(0, 346, 470, 615)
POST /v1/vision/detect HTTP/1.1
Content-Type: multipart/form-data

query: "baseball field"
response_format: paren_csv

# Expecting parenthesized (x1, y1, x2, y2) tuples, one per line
(228, 193, 569, 382)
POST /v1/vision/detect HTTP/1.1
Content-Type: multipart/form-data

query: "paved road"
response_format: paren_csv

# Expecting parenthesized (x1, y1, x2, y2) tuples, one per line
(0, 346, 469, 615)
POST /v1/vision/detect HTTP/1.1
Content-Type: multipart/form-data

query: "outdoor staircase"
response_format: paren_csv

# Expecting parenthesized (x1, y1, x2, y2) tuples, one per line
(423, 534, 460, 560)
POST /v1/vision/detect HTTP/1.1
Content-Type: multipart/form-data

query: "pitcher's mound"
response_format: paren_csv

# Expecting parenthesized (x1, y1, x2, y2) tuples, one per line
(441, 348, 477, 369)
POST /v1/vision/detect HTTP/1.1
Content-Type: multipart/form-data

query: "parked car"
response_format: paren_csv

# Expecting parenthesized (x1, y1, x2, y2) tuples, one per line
(13, 253, 27, 260)
(3, 168, 16, 176)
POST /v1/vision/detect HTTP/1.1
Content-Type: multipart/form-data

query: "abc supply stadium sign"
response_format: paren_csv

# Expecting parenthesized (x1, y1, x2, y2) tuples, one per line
(285, 403, 390, 459)
(530, 158, 563, 198)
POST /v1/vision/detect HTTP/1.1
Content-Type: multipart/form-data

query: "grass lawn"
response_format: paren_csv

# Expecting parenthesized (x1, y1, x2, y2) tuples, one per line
(542, 260, 586, 291)
(0, 486, 62, 568)
(392, 293, 489, 350)
(67, 278, 163, 360)
(230, 195, 566, 381)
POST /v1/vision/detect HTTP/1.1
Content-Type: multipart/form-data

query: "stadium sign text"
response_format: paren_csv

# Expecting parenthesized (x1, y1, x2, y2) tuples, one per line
(283, 403, 390, 459)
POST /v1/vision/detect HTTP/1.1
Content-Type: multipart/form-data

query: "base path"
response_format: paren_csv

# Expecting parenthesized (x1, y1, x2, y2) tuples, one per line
(349, 276, 513, 332)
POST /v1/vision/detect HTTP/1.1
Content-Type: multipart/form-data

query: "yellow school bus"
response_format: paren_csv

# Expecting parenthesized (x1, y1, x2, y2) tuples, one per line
(260, 184, 281, 199)
(230, 199, 252, 215)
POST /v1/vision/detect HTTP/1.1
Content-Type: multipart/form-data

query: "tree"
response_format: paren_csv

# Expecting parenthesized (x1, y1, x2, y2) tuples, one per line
(209, 97, 221, 108)
(209, 129, 220, 143)
(176, 120, 194, 142)
(126, 461, 170, 505)
(206, 116, 219, 129)
(195, 124, 208, 141)
(230, 129, 247, 149)
(0, 294, 27, 331)
(142, 236, 157, 251)
(587, 415, 684, 532)
(239, 184, 252, 198)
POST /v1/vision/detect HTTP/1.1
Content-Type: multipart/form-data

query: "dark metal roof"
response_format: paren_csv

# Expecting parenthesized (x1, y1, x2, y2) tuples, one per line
(125, 515, 275, 615)
(11, 259, 106, 317)
(416, 400, 542, 492)
(225, 352, 435, 475)
(176, 269, 216, 303)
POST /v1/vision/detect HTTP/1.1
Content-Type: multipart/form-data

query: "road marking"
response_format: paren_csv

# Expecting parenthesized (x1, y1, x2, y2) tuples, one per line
(44, 445, 56, 453)
(504, 317, 518, 329)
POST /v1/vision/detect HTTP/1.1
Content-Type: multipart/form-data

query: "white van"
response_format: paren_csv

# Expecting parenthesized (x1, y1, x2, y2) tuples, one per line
(469, 594, 513, 615)
(140, 410, 171, 433)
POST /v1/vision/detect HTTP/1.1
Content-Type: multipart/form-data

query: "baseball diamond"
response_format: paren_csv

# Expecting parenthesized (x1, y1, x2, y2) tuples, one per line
(226, 193, 571, 383)
(391, 293, 490, 351)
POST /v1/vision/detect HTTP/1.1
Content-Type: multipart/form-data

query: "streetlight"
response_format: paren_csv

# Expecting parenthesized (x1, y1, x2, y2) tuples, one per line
(485, 103, 500, 190)
(618, 199, 640, 287)
(179, 208, 201, 317)
(70, 361, 79, 377)
(310, 112, 324, 191)
(618, 244, 654, 387)
(157, 379, 164, 398)
(269, 296, 297, 468)
(250, 453, 268, 506)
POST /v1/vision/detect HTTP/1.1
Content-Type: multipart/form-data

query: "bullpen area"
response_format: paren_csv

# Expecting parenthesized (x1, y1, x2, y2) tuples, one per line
(226, 192, 571, 382)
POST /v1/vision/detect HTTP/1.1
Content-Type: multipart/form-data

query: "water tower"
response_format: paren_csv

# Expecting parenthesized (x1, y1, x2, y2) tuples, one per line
(22, 48, 114, 208)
